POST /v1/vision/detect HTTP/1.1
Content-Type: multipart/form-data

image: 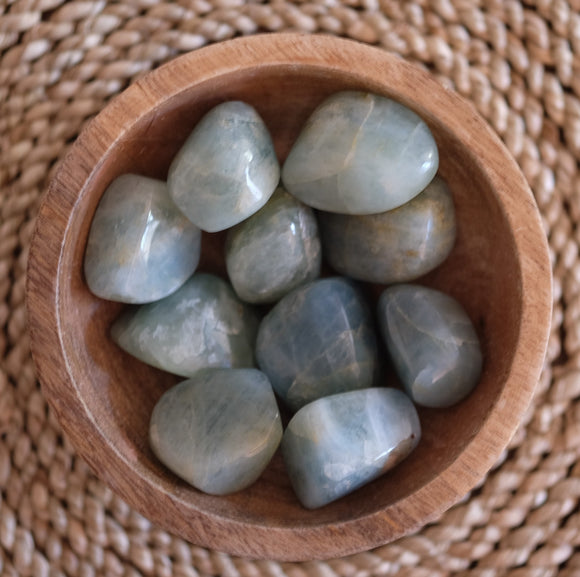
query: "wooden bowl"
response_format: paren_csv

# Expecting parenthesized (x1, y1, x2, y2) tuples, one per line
(27, 34, 552, 561)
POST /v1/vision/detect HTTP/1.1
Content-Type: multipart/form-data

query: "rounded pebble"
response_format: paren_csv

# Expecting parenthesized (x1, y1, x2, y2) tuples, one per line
(282, 91, 438, 215)
(84, 174, 201, 304)
(150, 368, 282, 495)
(256, 277, 379, 412)
(226, 187, 321, 304)
(282, 387, 421, 509)
(319, 175, 455, 283)
(168, 101, 279, 232)
(112, 273, 259, 377)
(377, 284, 483, 408)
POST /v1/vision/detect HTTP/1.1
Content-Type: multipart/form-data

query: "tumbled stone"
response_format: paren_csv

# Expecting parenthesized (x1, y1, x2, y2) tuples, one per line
(378, 284, 482, 408)
(150, 368, 282, 495)
(282, 91, 438, 215)
(255, 277, 378, 412)
(320, 176, 455, 284)
(84, 174, 201, 304)
(225, 188, 322, 304)
(112, 273, 258, 377)
(282, 387, 420, 509)
(168, 101, 280, 232)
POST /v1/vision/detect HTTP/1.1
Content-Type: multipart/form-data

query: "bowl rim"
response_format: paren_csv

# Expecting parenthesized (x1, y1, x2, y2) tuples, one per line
(26, 32, 552, 561)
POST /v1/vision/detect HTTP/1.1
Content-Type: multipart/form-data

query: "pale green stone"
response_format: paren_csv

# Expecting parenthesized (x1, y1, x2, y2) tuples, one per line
(225, 188, 321, 304)
(150, 368, 283, 495)
(111, 273, 258, 377)
(84, 174, 201, 304)
(282, 388, 420, 509)
(255, 277, 379, 412)
(168, 101, 280, 232)
(319, 176, 456, 283)
(378, 284, 483, 408)
(282, 91, 438, 215)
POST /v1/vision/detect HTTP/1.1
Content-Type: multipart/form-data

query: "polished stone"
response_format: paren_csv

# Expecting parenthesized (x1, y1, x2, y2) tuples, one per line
(168, 101, 280, 232)
(320, 176, 455, 283)
(282, 387, 420, 509)
(112, 273, 259, 377)
(378, 284, 483, 408)
(84, 174, 201, 304)
(282, 91, 438, 215)
(255, 277, 378, 412)
(150, 368, 282, 495)
(225, 188, 321, 304)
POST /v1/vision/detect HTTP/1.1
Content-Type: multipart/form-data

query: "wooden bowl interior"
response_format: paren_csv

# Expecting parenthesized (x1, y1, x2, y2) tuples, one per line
(57, 66, 520, 527)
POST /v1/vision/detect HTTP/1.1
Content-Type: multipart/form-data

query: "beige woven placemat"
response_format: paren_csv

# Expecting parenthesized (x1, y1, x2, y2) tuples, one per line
(1, 0, 580, 574)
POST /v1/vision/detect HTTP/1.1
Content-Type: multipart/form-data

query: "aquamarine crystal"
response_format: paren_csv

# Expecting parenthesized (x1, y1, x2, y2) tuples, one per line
(225, 188, 321, 304)
(112, 273, 258, 377)
(168, 101, 279, 232)
(282, 388, 420, 509)
(84, 174, 201, 303)
(282, 91, 438, 215)
(256, 277, 378, 412)
(378, 284, 482, 408)
(150, 368, 282, 495)
(320, 176, 455, 283)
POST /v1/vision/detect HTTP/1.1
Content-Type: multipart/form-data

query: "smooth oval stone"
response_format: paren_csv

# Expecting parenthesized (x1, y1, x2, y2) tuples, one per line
(84, 174, 201, 304)
(320, 176, 456, 284)
(225, 188, 322, 304)
(150, 368, 283, 495)
(378, 284, 483, 408)
(112, 273, 258, 377)
(282, 387, 420, 509)
(255, 277, 378, 412)
(281, 91, 438, 215)
(168, 101, 280, 232)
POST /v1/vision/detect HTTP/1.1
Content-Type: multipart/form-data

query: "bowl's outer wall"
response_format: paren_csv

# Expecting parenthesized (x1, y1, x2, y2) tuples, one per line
(27, 33, 552, 561)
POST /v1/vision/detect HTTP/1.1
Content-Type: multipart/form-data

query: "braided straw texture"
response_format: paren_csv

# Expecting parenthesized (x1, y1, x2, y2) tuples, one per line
(1, 0, 580, 574)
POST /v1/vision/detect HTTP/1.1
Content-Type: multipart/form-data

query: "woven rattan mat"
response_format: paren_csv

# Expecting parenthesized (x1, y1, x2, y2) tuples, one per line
(1, 0, 580, 574)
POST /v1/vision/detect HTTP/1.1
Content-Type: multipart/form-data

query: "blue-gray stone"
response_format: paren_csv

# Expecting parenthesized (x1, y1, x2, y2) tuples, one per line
(255, 277, 379, 412)
(282, 91, 438, 215)
(84, 174, 201, 304)
(319, 176, 455, 284)
(150, 368, 282, 495)
(168, 101, 280, 232)
(111, 273, 258, 377)
(282, 387, 420, 509)
(378, 284, 483, 408)
(225, 188, 321, 304)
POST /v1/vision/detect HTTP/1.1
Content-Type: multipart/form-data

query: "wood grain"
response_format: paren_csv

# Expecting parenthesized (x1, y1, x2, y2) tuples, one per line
(26, 33, 552, 561)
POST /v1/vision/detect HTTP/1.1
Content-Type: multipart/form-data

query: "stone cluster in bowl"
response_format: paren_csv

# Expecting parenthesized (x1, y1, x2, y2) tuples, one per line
(84, 91, 483, 509)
